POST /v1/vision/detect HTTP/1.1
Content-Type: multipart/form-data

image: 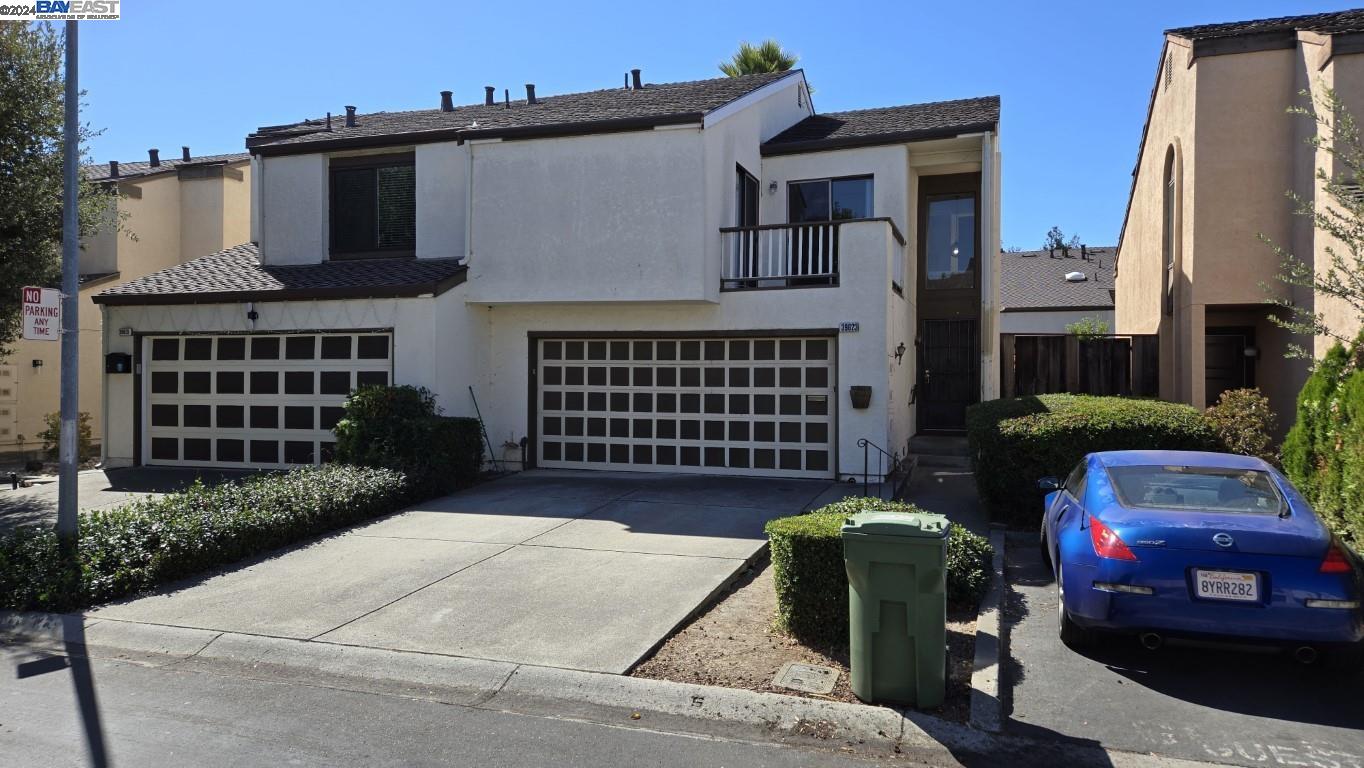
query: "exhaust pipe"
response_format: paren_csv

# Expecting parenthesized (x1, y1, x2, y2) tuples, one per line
(1294, 646, 1319, 665)
(1139, 632, 1163, 651)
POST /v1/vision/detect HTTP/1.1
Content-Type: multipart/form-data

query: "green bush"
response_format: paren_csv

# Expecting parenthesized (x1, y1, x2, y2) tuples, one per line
(37, 411, 96, 462)
(765, 497, 993, 645)
(1204, 388, 1278, 464)
(333, 385, 483, 498)
(966, 395, 1219, 527)
(0, 464, 409, 611)
(1282, 338, 1364, 545)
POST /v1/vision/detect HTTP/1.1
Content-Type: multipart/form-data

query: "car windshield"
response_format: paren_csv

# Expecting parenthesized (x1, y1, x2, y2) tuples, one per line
(1105, 465, 1285, 515)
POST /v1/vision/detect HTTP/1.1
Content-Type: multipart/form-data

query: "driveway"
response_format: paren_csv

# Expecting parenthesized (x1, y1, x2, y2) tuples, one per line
(0, 467, 256, 533)
(91, 470, 836, 674)
(1004, 533, 1364, 767)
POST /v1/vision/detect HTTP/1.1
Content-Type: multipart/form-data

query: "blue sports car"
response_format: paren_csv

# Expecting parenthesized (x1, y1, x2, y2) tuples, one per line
(1039, 450, 1364, 669)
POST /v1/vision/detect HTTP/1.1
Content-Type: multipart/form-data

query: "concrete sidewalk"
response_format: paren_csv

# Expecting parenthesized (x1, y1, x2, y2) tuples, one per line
(87, 470, 835, 674)
(0, 466, 255, 533)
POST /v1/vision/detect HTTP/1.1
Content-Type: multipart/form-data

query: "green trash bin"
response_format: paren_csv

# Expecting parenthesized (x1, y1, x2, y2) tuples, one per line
(842, 510, 949, 707)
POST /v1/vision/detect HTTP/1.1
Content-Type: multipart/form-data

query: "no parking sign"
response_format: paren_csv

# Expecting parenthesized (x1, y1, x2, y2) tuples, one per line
(21, 286, 61, 341)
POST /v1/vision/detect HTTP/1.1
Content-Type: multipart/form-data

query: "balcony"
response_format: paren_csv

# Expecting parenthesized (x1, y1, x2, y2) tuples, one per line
(720, 219, 906, 292)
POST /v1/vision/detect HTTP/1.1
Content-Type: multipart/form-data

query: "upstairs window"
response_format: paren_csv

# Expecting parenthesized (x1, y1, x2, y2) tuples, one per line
(788, 176, 873, 222)
(329, 153, 415, 258)
(736, 165, 759, 227)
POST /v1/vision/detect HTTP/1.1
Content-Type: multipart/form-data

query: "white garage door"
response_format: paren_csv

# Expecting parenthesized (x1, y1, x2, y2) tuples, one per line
(143, 333, 392, 468)
(536, 336, 836, 479)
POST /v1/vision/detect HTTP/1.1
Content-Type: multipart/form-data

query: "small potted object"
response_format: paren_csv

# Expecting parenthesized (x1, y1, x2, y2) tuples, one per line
(849, 385, 872, 409)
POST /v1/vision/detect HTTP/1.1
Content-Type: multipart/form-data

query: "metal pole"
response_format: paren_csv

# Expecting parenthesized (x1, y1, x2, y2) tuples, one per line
(57, 20, 79, 544)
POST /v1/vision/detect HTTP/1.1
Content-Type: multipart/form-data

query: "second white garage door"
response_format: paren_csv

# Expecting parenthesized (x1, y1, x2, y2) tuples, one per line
(536, 336, 836, 479)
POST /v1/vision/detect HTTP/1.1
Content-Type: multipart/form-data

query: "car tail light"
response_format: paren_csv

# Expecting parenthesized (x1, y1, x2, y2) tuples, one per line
(1321, 540, 1353, 574)
(1089, 515, 1137, 561)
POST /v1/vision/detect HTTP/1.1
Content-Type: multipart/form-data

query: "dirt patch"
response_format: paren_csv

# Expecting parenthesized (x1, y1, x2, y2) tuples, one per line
(632, 553, 978, 721)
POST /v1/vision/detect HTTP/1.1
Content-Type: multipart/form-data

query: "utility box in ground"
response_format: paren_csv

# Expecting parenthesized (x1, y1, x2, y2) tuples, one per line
(842, 510, 949, 707)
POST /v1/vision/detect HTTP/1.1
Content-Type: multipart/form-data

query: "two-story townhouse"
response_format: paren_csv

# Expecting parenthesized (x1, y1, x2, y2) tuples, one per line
(0, 150, 249, 462)
(1115, 8, 1364, 433)
(93, 71, 1000, 481)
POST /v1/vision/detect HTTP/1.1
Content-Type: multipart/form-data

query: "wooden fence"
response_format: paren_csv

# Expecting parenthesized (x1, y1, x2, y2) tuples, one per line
(1001, 334, 1159, 399)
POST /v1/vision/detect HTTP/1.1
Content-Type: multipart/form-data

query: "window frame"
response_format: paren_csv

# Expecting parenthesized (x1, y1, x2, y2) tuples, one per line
(328, 152, 417, 260)
(786, 174, 874, 223)
(922, 190, 978, 291)
(736, 164, 759, 227)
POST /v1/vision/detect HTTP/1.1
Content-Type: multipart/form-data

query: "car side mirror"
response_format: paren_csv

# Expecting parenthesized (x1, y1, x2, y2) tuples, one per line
(1037, 476, 1060, 491)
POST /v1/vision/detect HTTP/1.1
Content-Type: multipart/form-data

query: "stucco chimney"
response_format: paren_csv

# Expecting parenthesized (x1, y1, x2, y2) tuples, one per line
(484, 86, 495, 106)
(440, 90, 454, 112)
(108, 160, 119, 178)
(182, 146, 191, 162)
(525, 84, 537, 105)
(344, 106, 357, 127)
(148, 148, 160, 167)
(631, 68, 642, 89)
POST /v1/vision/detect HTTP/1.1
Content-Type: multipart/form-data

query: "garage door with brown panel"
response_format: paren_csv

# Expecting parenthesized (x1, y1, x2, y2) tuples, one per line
(143, 332, 392, 469)
(535, 336, 835, 479)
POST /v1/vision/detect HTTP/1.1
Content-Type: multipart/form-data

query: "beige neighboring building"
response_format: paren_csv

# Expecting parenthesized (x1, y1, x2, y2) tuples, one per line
(1115, 8, 1364, 434)
(0, 149, 250, 461)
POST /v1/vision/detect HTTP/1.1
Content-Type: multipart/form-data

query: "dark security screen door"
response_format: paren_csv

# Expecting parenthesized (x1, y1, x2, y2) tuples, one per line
(918, 319, 979, 431)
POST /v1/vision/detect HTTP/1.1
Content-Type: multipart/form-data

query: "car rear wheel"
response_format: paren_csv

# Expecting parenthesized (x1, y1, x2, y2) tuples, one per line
(1056, 561, 1093, 649)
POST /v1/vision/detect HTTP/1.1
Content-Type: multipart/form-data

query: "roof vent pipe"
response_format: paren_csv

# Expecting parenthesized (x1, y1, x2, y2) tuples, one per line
(148, 148, 160, 167)
(525, 84, 536, 104)
(344, 106, 357, 127)
(326, 111, 332, 130)
(624, 72, 629, 89)
(504, 88, 510, 109)
(440, 90, 454, 112)
(182, 146, 191, 162)
(1081, 244, 1088, 260)
(484, 86, 495, 106)
(108, 160, 119, 178)
(631, 68, 642, 89)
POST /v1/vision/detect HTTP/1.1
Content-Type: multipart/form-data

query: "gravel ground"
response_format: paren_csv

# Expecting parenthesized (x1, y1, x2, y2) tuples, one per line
(632, 554, 978, 721)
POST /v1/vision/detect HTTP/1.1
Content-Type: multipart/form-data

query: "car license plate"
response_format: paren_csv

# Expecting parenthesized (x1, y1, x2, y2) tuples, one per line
(1194, 570, 1259, 602)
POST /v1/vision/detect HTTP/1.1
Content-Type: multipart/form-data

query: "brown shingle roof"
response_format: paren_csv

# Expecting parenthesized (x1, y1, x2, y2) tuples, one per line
(1167, 8, 1364, 41)
(1000, 247, 1115, 311)
(93, 243, 467, 305)
(761, 96, 1000, 155)
(83, 152, 249, 183)
(249, 71, 801, 154)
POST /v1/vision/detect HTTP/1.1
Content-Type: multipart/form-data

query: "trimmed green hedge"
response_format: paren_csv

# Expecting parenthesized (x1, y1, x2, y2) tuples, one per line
(765, 497, 993, 645)
(966, 395, 1219, 527)
(1282, 339, 1364, 545)
(0, 464, 409, 611)
(334, 385, 483, 497)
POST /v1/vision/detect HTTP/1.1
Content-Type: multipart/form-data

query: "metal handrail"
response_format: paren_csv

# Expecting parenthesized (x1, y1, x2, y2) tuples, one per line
(856, 437, 902, 499)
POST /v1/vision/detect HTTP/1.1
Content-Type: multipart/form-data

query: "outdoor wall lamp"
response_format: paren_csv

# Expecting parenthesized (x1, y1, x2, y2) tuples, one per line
(893, 342, 906, 365)
(1243, 346, 1260, 359)
(768, 180, 778, 194)
(30, 359, 42, 369)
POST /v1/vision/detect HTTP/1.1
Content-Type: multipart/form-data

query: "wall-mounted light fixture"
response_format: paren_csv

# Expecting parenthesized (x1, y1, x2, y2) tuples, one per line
(893, 342, 906, 365)
(30, 359, 42, 369)
(768, 180, 778, 194)
(1243, 345, 1260, 359)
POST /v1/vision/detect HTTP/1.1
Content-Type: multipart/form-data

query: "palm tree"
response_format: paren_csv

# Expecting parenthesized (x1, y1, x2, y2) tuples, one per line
(719, 40, 799, 77)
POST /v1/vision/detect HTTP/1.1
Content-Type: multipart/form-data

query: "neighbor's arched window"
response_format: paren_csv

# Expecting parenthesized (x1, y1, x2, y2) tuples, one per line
(1161, 146, 1178, 317)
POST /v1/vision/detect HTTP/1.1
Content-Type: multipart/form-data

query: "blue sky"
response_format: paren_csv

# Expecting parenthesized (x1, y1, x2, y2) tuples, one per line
(79, 0, 1349, 248)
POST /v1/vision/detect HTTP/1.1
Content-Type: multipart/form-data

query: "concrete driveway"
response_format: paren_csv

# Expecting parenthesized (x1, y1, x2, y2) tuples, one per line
(1004, 534, 1364, 766)
(91, 470, 836, 674)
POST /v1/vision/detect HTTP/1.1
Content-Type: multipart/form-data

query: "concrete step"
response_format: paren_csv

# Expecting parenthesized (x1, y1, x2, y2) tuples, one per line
(914, 453, 972, 470)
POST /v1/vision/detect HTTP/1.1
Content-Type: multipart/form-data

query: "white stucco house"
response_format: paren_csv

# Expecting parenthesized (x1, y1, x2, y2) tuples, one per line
(93, 70, 1001, 481)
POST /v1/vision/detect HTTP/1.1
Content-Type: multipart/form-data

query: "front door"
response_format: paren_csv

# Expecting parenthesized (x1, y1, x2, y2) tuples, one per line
(918, 319, 978, 431)
(1204, 328, 1255, 407)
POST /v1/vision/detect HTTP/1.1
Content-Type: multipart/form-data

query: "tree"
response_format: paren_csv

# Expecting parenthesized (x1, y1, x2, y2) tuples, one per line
(38, 410, 94, 463)
(1043, 226, 1082, 252)
(1262, 87, 1364, 358)
(719, 40, 799, 77)
(1064, 316, 1110, 339)
(0, 24, 116, 358)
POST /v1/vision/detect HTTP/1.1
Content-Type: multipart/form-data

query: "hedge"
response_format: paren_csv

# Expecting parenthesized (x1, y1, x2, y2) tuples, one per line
(0, 464, 409, 611)
(334, 385, 484, 497)
(1282, 338, 1364, 545)
(966, 394, 1220, 527)
(765, 497, 993, 645)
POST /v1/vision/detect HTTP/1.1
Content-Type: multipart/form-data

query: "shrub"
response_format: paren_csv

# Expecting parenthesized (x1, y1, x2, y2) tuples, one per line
(333, 385, 484, 498)
(967, 395, 1219, 527)
(766, 497, 993, 645)
(0, 464, 409, 611)
(1204, 388, 1278, 464)
(37, 411, 95, 462)
(1282, 338, 1364, 544)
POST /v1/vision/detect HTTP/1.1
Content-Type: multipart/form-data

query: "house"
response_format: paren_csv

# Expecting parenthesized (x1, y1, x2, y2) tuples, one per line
(93, 70, 1001, 479)
(999, 245, 1114, 335)
(0, 150, 249, 462)
(1114, 8, 1364, 429)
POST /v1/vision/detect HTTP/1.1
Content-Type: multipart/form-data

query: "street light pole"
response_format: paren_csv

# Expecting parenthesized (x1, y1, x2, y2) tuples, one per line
(58, 19, 79, 545)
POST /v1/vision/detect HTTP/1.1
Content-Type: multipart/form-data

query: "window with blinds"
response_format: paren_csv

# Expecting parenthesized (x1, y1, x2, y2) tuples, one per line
(329, 153, 415, 257)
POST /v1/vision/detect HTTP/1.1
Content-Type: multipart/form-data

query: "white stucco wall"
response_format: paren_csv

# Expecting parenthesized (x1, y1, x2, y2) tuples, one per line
(760, 145, 910, 236)
(416, 141, 467, 260)
(258, 153, 327, 265)
(999, 309, 1116, 335)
